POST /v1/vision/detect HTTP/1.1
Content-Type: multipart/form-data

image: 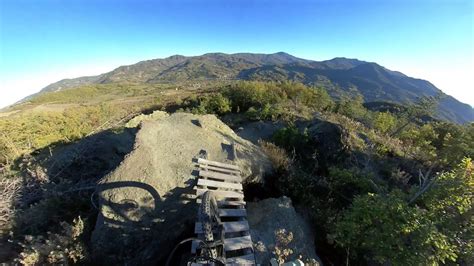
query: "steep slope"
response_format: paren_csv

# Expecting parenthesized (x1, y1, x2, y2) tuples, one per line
(41, 75, 103, 93)
(33, 52, 473, 123)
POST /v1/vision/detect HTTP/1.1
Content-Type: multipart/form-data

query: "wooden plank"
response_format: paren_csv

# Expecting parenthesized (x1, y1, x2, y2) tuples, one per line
(226, 254, 255, 265)
(218, 200, 246, 206)
(196, 199, 246, 206)
(222, 220, 249, 232)
(224, 235, 253, 251)
(194, 221, 250, 233)
(199, 170, 241, 182)
(197, 158, 240, 171)
(199, 164, 241, 175)
(192, 236, 254, 253)
(219, 208, 247, 217)
(195, 188, 244, 199)
(197, 179, 243, 190)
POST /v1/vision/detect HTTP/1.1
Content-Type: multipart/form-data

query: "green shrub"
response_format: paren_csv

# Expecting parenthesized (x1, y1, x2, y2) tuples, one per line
(245, 103, 281, 121)
(336, 95, 368, 120)
(203, 93, 232, 115)
(224, 81, 284, 111)
(279, 82, 334, 111)
(331, 158, 474, 265)
(224, 81, 334, 113)
(191, 93, 231, 115)
(373, 111, 396, 134)
(272, 124, 309, 151)
(327, 167, 375, 202)
(400, 123, 438, 161)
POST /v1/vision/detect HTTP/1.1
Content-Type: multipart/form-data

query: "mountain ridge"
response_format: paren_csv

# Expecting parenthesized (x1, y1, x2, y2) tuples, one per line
(33, 52, 473, 123)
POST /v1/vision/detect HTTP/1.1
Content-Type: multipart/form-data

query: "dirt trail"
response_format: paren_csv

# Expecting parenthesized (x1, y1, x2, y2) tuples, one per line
(91, 111, 272, 264)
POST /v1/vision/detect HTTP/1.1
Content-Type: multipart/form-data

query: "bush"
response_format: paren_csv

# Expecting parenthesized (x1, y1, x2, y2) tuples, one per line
(192, 93, 231, 115)
(331, 158, 474, 265)
(400, 123, 438, 162)
(224, 81, 284, 111)
(336, 95, 368, 120)
(373, 111, 396, 134)
(279, 82, 334, 111)
(224, 81, 334, 113)
(260, 141, 292, 172)
(272, 124, 309, 151)
(327, 167, 375, 203)
(245, 104, 282, 121)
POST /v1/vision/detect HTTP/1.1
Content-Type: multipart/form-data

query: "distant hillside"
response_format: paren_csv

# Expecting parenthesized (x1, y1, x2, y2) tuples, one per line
(34, 52, 474, 123)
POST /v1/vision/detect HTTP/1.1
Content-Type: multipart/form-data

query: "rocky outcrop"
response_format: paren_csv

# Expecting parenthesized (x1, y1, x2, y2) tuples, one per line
(247, 197, 321, 265)
(91, 112, 272, 264)
(306, 119, 350, 166)
(124, 110, 169, 128)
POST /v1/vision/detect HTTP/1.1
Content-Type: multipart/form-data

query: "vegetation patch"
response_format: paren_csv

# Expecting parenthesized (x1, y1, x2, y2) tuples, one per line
(0, 80, 472, 265)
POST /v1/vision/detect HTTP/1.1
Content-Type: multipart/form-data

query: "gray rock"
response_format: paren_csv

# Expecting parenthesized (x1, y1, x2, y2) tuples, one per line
(247, 197, 321, 265)
(307, 120, 350, 165)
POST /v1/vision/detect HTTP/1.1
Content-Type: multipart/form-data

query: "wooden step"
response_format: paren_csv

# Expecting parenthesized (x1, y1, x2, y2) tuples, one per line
(219, 208, 247, 217)
(199, 164, 241, 175)
(194, 221, 250, 234)
(197, 178, 243, 190)
(218, 200, 246, 206)
(226, 254, 256, 265)
(199, 170, 241, 182)
(192, 236, 254, 254)
(195, 188, 244, 199)
(196, 199, 246, 206)
(197, 158, 240, 171)
(224, 235, 253, 251)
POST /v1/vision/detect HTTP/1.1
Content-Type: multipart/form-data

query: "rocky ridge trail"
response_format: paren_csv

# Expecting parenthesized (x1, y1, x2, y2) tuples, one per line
(91, 111, 273, 264)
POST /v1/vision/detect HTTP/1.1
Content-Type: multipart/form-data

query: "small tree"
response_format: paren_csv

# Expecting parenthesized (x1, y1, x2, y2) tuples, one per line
(331, 158, 474, 265)
(391, 94, 442, 137)
(373, 111, 396, 134)
(336, 94, 368, 120)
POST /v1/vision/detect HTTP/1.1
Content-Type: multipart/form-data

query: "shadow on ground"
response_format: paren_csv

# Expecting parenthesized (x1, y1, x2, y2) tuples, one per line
(91, 178, 197, 265)
(3, 127, 138, 263)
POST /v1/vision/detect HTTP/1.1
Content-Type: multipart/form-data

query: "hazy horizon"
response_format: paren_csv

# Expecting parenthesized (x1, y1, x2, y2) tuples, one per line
(1, 0, 473, 108)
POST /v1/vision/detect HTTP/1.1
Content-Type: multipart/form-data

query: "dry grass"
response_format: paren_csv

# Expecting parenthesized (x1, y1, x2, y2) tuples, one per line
(16, 216, 86, 265)
(0, 176, 22, 233)
(260, 140, 292, 172)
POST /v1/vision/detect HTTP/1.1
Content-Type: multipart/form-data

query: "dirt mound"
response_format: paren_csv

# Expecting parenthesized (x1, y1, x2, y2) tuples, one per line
(125, 110, 169, 128)
(247, 197, 321, 265)
(91, 112, 272, 264)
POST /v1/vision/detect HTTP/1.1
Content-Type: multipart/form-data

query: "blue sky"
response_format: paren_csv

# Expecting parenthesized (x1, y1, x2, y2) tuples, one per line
(1, 0, 473, 108)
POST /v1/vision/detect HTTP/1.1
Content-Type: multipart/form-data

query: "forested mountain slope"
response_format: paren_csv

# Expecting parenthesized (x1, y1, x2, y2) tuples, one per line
(33, 52, 473, 123)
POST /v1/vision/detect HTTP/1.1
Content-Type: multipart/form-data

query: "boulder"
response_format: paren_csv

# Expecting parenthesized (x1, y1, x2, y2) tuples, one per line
(307, 120, 350, 165)
(91, 112, 272, 264)
(247, 197, 321, 265)
(235, 120, 285, 144)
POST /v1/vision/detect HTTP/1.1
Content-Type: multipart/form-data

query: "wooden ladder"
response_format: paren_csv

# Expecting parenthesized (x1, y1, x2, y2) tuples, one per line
(192, 158, 256, 265)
